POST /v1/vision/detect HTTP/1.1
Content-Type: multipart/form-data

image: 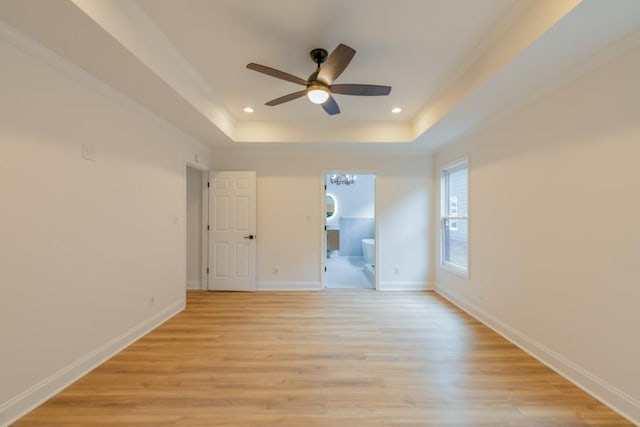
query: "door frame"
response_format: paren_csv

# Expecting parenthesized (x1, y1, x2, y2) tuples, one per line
(185, 161, 210, 291)
(320, 170, 379, 290)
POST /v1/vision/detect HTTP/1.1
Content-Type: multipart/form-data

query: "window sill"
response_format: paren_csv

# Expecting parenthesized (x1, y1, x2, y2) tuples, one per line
(441, 263, 469, 279)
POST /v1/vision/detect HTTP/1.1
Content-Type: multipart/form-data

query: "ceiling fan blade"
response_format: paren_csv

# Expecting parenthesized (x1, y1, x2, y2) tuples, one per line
(247, 63, 308, 86)
(265, 90, 307, 106)
(321, 95, 340, 115)
(317, 44, 356, 85)
(330, 84, 392, 96)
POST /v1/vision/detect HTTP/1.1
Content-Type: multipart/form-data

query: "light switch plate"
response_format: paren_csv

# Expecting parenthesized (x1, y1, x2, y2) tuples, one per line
(81, 143, 96, 161)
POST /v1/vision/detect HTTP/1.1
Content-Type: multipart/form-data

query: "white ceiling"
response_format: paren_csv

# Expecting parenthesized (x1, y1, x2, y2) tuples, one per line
(135, 0, 519, 122)
(1, 0, 639, 150)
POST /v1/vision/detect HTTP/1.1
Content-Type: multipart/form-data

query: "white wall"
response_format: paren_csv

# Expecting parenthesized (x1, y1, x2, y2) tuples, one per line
(186, 166, 202, 289)
(211, 150, 432, 291)
(434, 44, 640, 423)
(0, 35, 214, 424)
(326, 173, 375, 227)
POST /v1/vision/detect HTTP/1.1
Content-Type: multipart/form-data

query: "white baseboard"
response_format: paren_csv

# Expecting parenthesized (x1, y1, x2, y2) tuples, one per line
(0, 299, 185, 427)
(435, 286, 639, 425)
(256, 281, 322, 291)
(186, 280, 201, 290)
(377, 281, 430, 291)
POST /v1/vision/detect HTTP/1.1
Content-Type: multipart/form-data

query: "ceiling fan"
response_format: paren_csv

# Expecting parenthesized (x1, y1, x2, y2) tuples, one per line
(246, 43, 391, 115)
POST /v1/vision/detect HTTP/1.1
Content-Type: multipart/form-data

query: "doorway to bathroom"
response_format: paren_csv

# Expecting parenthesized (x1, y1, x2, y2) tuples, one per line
(323, 172, 376, 289)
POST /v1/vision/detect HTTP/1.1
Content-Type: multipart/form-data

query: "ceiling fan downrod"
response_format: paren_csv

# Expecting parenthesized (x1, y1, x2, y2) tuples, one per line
(309, 48, 328, 67)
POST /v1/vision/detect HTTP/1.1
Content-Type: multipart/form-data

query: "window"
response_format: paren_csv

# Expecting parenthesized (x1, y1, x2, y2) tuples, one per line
(441, 160, 468, 276)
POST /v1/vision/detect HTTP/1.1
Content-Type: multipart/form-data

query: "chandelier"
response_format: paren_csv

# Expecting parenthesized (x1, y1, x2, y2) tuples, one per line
(330, 174, 356, 185)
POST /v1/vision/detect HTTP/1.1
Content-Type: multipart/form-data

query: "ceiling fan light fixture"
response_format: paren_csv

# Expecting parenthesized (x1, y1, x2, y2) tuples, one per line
(307, 85, 330, 104)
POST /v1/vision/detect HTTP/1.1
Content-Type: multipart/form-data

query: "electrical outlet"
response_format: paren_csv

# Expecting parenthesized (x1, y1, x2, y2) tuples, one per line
(393, 266, 400, 276)
(273, 265, 279, 275)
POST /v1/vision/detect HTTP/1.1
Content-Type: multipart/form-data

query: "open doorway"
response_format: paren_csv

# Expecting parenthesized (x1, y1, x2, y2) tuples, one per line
(323, 173, 376, 289)
(186, 165, 207, 290)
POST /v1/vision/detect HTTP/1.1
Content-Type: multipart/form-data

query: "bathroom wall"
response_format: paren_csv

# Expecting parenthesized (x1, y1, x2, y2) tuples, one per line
(338, 217, 374, 256)
(326, 174, 375, 226)
(326, 174, 375, 256)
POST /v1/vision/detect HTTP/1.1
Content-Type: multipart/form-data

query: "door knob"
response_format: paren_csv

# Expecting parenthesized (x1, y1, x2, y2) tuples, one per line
(244, 235, 255, 240)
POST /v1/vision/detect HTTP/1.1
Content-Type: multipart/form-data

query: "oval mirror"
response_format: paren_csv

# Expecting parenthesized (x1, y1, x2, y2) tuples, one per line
(326, 193, 337, 220)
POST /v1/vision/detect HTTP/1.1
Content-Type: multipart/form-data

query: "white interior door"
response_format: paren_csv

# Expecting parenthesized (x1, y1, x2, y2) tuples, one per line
(208, 171, 256, 291)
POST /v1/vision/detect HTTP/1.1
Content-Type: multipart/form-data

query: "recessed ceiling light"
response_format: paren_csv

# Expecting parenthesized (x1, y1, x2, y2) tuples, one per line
(243, 106, 254, 113)
(391, 107, 402, 114)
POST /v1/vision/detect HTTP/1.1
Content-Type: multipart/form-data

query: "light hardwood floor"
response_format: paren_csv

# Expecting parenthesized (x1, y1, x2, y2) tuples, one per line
(14, 290, 632, 426)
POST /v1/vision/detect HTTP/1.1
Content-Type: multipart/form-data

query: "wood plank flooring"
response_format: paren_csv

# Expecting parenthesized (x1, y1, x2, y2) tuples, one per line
(14, 290, 633, 426)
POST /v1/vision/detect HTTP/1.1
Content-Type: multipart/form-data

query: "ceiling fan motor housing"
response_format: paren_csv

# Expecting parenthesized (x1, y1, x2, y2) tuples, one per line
(310, 48, 328, 66)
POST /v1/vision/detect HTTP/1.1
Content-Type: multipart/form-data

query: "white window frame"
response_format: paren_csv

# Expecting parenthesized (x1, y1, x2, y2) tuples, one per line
(440, 159, 469, 278)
